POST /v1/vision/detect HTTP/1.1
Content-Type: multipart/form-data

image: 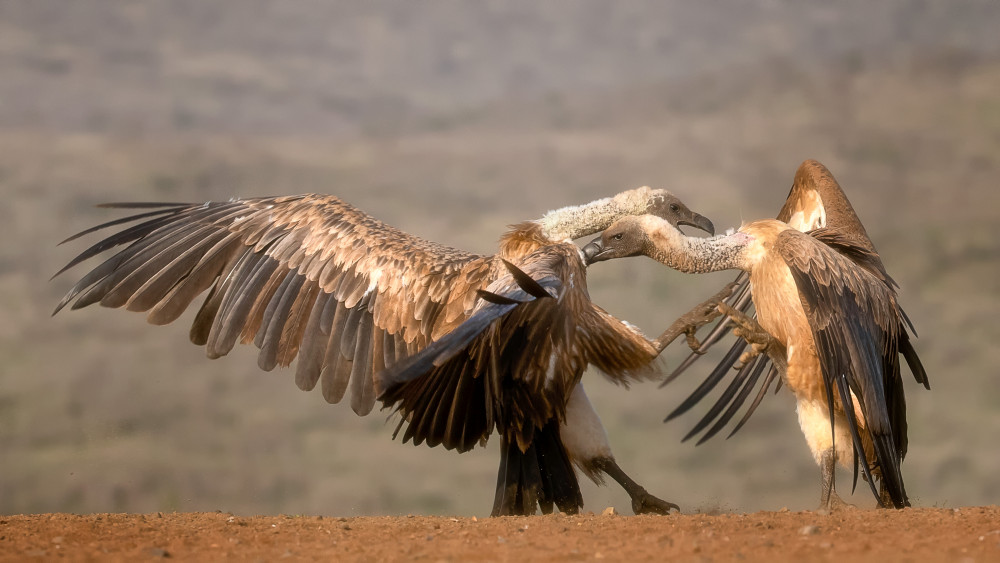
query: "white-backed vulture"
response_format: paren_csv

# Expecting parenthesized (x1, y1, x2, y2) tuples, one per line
(375, 238, 735, 516)
(659, 160, 928, 508)
(669, 160, 926, 401)
(53, 187, 717, 516)
(582, 190, 926, 509)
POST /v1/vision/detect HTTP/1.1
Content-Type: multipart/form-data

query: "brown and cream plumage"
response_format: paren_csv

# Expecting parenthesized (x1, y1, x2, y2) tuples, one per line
(671, 159, 894, 380)
(376, 236, 733, 515)
(53, 187, 717, 515)
(583, 164, 928, 509)
(664, 162, 928, 449)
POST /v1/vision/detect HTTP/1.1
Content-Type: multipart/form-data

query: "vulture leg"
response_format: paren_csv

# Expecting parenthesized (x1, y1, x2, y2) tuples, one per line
(561, 385, 674, 514)
(818, 449, 853, 512)
(717, 302, 776, 370)
(654, 282, 740, 354)
(591, 457, 679, 515)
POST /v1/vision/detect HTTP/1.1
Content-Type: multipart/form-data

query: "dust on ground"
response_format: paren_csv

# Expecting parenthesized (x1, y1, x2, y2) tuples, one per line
(2, 506, 998, 562)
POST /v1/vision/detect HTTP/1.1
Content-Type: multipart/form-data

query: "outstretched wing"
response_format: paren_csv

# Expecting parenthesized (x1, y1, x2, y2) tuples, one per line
(665, 159, 927, 441)
(53, 195, 494, 415)
(377, 246, 660, 454)
(776, 228, 910, 507)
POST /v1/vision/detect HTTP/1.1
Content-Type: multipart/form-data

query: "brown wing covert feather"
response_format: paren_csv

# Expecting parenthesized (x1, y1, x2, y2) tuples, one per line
(54, 195, 491, 415)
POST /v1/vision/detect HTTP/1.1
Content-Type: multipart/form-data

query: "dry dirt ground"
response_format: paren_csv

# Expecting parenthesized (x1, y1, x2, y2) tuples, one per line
(2, 507, 998, 562)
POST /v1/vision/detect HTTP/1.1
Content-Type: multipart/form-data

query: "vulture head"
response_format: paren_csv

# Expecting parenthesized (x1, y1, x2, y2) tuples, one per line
(645, 192, 715, 239)
(582, 215, 653, 265)
(582, 200, 715, 265)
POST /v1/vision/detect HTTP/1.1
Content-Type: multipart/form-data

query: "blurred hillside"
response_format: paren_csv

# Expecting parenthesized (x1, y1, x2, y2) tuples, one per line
(1, 1, 999, 517)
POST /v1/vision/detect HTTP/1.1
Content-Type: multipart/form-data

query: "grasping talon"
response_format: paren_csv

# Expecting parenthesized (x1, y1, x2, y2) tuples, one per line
(655, 282, 741, 353)
(681, 282, 741, 350)
(591, 456, 679, 516)
(631, 490, 680, 515)
(717, 302, 775, 369)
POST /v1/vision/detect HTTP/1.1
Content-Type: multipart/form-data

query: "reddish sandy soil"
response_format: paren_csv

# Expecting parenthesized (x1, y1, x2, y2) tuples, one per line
(2, 507, 999, 562)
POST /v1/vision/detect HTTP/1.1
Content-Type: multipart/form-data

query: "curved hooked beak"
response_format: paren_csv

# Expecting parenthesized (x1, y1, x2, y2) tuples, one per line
(582, 237, 608, 265)
(583, 212, 713, 266)
(679, 212, 715, 237)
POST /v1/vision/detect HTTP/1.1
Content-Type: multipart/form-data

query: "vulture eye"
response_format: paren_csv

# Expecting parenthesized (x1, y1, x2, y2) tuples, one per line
(669, 203, 680, 212)
(611, 233, 624, 241)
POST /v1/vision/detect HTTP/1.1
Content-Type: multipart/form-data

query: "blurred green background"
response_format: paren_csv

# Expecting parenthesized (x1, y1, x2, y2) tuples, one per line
(1, 1, 998, 517)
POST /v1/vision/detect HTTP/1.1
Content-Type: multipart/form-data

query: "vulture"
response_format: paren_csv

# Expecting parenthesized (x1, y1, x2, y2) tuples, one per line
(582, 163, 927, 510)
(375, 228, 736, 517)
(52, 187, 718, 516)
(667, 160, 925, 406)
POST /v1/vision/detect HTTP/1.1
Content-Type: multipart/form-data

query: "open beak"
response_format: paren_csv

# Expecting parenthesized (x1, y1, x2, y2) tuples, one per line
(582, 237, 606, 265)
(678, 212, 715, 236)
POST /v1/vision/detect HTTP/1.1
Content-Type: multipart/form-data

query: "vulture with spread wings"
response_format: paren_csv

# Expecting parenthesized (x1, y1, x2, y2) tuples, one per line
(583, 160, 928, 510)
(53, 187, 720, 516)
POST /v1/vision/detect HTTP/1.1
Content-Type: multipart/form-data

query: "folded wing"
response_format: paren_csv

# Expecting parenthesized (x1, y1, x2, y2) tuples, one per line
(776, 227, 910, 507)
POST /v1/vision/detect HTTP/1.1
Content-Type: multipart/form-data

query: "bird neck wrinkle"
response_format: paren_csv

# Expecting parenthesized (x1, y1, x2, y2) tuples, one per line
(650, 227, 746, 274)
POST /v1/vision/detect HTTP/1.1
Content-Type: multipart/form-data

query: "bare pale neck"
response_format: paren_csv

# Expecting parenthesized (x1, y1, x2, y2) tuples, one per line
(537, 186, 659, 241)
(648, 222, 750, 274)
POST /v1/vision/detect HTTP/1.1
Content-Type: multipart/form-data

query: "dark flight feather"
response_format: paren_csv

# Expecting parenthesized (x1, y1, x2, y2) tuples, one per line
(727, 366, 780, 439)
(664, 339, 747, 423)
(695, 356, 770, 445)
(779, 229, 910, 508)
(53, 195, 493, 416)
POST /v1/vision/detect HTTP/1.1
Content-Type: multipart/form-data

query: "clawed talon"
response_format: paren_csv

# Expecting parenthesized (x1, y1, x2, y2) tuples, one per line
(655, 283, 744, 353)
(730, 325, 770, 369)
(719, 280, 741, 300)
(717, 302, 774, 369)
(593, 457, 678, 516)
(734, 353, 755, 370)
(631, 490, 680, 515)
(684, 330, 704, 353)
(676, 312, 716, 353)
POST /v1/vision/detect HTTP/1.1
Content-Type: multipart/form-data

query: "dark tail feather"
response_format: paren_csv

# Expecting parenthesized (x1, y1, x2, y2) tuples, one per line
(493, 436, 536, 516)
(491, 422, 582, 516)
(833, 375, 884, 504)
(872, 431, 910, 508)
(534, 420, 583, 514)
(900, 333, 929, 390)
